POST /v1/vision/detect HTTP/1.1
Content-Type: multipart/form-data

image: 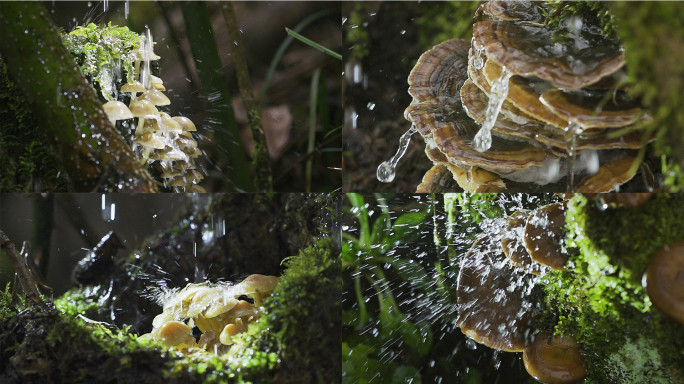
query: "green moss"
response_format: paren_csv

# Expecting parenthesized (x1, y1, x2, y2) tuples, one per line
(543, 1, 618, 38)
(0, 283, 16, 322)
(541, 194, 684, 383)
(346, 3, 371, 60)
(226, 237, 341, 383)
(61, 22, 140, 101)
(415, 2, 480, 50)
(608, 2, 684, 188)
(0, 58, 70, 192)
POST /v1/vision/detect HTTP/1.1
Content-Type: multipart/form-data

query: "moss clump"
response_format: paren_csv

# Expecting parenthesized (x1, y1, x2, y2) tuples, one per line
(414, 2, 480, 50)
(227, 237, 341, 383)
(543, 1, 618, 38)
(0, 284, 16, 322)
(61, 22, 140, 101)
(0, 58, 70, 192)
(542, 194, 684, 383)
(608, 2, 684, 190)
(345, 3, 371, 60)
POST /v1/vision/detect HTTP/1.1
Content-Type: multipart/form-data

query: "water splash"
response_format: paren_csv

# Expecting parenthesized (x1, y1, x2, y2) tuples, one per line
(473, 67, 513, 152)
(564, 121, 584, 192)
(377, 125, 418, 183)
(469, 38, 485, 70)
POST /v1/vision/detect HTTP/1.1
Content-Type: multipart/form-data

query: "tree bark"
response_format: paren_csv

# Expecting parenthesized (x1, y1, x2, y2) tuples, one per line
(0, 1, 158, 192)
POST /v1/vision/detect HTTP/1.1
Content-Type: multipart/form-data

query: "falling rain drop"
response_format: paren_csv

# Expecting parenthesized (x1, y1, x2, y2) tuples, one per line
(377, 125, 417, 183)
(103, 0, 108, 12)
(465, 337, 478, 350)
(125, 0, 129, 19)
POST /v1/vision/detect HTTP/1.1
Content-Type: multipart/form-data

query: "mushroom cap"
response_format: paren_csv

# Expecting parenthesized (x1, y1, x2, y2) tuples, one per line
(160, 168, 184, 179)
(121, 81, 147, 94)
(574, 151, 639, 192)
(473, 20, 625, 90)
(456, 237, 539, 352)
(129, 99, 159, 118)
(139, 89, 171, 106)
(132, 47, 161, 61)
(154, 321, 194, 348)
(479, 0, 544, 23)
(133, 131, 166, 149)
(523, 202, 569, 270)
(523, 333, 587, 384)
(540, 88, 650, 129)
(502, 211, 548, 275)
(103, 101, 133, 122)
(407, 38, 470, 105)
(219, 323, 246, 345)
(149, 147, 188, 161)
(461, 79, 645, 152)
(172, 116, 197, 132)
(178, 131, 194, 139)
(149, 74, 166, 90)
(600, 193, 652, 209)
(646, 241, 684, 324)
(185, 184, 206, 193)
(167, 177, 190, 187)
(482, 60, 570, 130)
(447, 163, 506, 192)
(159, 113, 182, 131)
(235, 274, 279, 295)
(185, 169, 204, 180)
(225, 300, 258, 318)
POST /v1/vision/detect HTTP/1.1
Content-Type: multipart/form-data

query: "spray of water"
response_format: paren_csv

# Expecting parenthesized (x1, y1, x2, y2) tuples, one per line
(377, 125, 418, 183)
(473, 67, 513, 152)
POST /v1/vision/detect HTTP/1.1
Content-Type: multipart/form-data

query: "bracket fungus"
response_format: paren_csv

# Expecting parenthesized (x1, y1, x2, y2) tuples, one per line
(523, 202, 569, 270)
(144, 274, 279, 355)
(456, 237, 539, 352)
(523, 333, 587, 384)
(406, 1, 655, 192)
(646, 241, 684, 325)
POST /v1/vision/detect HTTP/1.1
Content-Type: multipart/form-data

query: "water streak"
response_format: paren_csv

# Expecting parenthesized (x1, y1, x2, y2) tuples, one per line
(377, 125, 418, 183)
(473, 67, 512, 152)
(469, 38, 485, 70)
(564, 121, 583, 192)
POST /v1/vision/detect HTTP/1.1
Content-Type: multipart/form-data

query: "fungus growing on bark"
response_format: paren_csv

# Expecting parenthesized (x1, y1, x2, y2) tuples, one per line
(456, 237, 539, 352)
(502, 211, 547, 275)
(646, 241, 684, 325)
(102, 100, 133, 124)
(234, 274, 280, 306)
(524, 202, 569, 270)
(523, 333, 587, 384)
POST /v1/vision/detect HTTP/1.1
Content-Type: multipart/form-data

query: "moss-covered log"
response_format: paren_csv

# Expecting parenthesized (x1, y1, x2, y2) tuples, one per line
(0, 2, 157, 192)
(0, 194, 341, 383)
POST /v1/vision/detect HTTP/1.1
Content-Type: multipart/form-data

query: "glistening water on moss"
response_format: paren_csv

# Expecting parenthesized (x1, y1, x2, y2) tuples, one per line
(542, 1, 618, 38)
(61, 22, 140, 101)
(541, 194, 684, 383)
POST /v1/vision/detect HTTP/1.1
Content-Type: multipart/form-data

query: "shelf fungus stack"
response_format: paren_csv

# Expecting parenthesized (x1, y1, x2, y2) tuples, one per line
(102, 31, 205, 192)
(410, 1, 653, 193)
(456, 201, 587, 383)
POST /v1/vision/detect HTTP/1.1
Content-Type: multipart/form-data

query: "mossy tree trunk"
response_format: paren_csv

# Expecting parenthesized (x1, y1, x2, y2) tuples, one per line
(0, 2, 158, 192)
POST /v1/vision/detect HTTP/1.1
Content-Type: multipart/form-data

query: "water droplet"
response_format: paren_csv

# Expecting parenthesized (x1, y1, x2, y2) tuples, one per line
(366, 102, 375, 111)
(465, 338, 478, 350)
(377, 125, 417, 183)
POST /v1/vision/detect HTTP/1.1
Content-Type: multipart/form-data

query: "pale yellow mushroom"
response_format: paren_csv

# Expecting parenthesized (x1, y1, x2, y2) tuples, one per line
(172, 116, 197, 132)
(154, 321, 194, 348)
(160, 168, 185, 179)
(185, 169, 204, 180)
(185, 184, 206, 193)
(175, 137, 198, 149)
(121, 81, 147, 95)
(132, 48, 161, 61)
(187, 147, 203, 159)
(159, 112, 182, 131)
(102, 100, 133, 124)
(179, 131, 194, 139)
(133, 131, 165, 149)
(149, 148, 188, 161)
(234, 275, 280, 306)
(139, 89, 171, 106)
(219, 323, 247, 346)
(149, 74, 166, 90)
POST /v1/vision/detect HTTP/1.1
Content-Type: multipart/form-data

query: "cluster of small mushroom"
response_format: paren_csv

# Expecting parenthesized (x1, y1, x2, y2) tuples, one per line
(140, 274, 279, 355)
(456, 194, 657, 383)
(410, 1, 653, 193)
(101, 30, 205, 192)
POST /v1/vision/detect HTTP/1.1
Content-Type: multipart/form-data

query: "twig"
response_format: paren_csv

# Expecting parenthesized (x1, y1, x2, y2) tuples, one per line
(0, 230, 43, 306)
(306, 69, 321, 193)
(221, 2, 272, 193)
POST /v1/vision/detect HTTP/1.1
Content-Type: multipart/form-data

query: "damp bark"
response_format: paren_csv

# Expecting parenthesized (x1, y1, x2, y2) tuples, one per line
(0, 2, 158, 192)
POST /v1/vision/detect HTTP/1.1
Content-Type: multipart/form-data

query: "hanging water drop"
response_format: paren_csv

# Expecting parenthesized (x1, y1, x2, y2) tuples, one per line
(465, 337, 478, 350)
(377, 125, 417, 183)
